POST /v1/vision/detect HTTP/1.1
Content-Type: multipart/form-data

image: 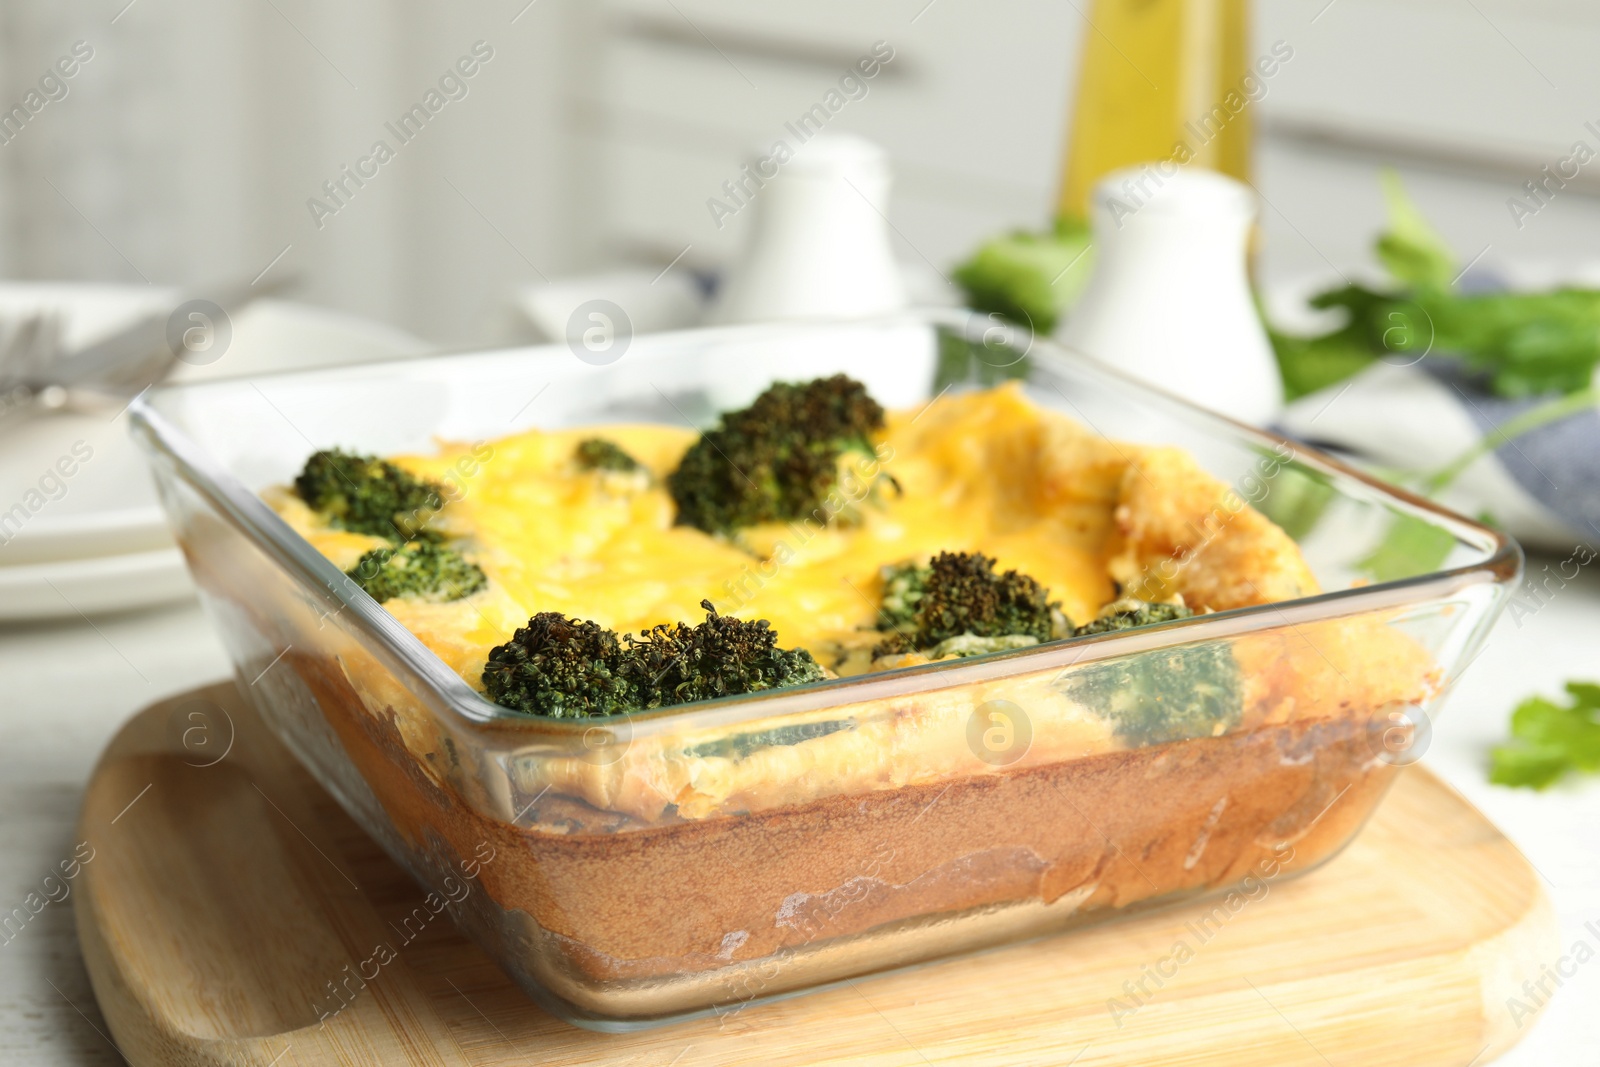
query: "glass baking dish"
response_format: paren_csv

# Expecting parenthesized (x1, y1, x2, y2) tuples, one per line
(129, 311, 1520, 1030)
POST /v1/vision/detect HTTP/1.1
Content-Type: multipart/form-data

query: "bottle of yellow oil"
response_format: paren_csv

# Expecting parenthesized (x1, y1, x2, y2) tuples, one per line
(1057, 0, 1257, 223)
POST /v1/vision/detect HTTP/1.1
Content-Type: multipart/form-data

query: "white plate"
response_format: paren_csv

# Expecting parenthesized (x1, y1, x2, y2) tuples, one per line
(0, 409, 172, 564)
(0, 547, 191, 620)
(516, 269, 706, 343)
(0, 283, 433, 612)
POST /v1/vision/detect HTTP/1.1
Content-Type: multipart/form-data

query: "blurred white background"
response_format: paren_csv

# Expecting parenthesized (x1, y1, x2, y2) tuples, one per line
(2, 5, 1599, 1065)
(2, 0, 1599, 344)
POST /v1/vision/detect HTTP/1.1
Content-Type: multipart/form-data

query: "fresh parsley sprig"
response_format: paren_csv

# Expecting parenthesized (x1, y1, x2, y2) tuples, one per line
(1489, 681, 1600, 789)
(1273, 172, 1600, 401)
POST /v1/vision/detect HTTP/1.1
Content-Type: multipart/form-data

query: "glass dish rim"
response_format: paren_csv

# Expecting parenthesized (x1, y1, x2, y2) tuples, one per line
(128, 308, 1523, 740)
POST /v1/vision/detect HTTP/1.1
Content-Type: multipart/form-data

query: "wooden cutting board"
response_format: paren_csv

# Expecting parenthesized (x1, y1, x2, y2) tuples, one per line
(75, 683, 1556, 1067)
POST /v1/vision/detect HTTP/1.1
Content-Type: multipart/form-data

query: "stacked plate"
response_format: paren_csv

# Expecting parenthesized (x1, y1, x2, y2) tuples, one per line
(0, 283, 432, 620)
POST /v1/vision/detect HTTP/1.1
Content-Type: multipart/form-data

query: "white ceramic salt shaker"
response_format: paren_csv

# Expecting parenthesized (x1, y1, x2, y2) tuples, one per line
(710, 133, 907, 324)
(1057, 167, 1282, 425)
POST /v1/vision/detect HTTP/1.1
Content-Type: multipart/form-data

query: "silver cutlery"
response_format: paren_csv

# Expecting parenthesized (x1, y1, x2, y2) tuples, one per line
(0, 275, 295, 435)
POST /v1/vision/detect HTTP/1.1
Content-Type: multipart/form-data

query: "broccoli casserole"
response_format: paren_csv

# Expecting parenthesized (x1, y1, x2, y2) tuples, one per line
(263, 375, 1438, 1014)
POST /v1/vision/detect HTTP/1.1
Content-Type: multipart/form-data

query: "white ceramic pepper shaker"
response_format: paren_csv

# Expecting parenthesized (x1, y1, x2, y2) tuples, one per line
(1058, 166, 1282, 425)
(710, 133, 907, 324)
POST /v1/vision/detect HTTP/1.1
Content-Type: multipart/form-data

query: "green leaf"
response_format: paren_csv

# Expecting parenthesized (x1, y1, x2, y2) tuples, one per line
(1268, 326, 1377, 402)
(951, 219, 1093, 335)
(1509, 695, 1577, 744)
(1356, 512, 1455, 583)
(1565, 681, 1600, 708)
(1418, 288, 1600, 396)
(1308, 284, 1402, 350)
(1375, 170, 1457, 291)
(1270, 175, 1600, 401)
(1489, 745, 1572, 790)
(1490, 682, 1600, 789)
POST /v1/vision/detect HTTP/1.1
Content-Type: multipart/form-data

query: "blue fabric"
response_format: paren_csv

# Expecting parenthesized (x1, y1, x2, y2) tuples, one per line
(1421, 360, 1600, 543)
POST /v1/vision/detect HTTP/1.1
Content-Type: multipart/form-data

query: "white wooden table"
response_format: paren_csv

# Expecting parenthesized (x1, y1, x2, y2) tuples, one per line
(2, 568, 1597, 1065)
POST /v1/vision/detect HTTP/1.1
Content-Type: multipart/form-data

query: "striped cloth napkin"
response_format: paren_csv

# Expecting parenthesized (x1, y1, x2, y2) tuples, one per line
(1279, 359, 1600, 553)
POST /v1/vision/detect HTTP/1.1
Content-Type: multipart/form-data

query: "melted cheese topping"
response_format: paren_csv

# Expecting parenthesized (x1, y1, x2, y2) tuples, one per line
(272, 384, 1437, 824)
(277, 384, 1132, 687)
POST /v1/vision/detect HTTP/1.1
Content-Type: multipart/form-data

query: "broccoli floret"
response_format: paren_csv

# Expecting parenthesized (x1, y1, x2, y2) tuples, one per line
(623, 600, 825, 707)
(575, 437, 643, 473)
(875, 552, 1057, 657)
(877, 560, 928, 632)
(481, 614, 637, 718)
(1072, 599, 1193, 636)
(481, 600, 823, 717)
(346, 542, 486, 604)
(667, 375, 885, 534)
(1061, 597, 1238, 746)
(1062, 643, 1242, 747)
(295, 448, 445, 540)
(918, 552, 1056, 644)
